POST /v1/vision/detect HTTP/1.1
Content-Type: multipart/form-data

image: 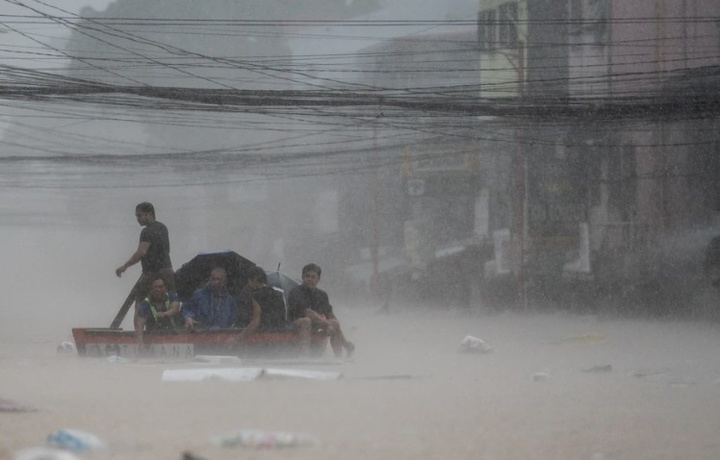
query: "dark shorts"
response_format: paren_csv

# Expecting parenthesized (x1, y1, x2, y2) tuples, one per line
(134, 268, 176, 302)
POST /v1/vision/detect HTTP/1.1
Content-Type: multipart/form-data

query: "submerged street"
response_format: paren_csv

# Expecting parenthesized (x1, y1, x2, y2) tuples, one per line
(2, 303, 720, 460)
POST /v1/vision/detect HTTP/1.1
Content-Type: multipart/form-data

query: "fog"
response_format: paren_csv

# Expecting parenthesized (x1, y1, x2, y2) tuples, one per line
(2, 285, 720, 459)
(2, 0, 720, 458)
(2, 211, 720, 459)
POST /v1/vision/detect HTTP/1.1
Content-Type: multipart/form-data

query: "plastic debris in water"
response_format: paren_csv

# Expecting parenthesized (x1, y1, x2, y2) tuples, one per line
(182, 451, 208, 460)
(582, 364, 612, 373)
(261, 368, 342, 381)
(0, 397, 36, 413)
(194, 355, 242, 365)
(162, 367, 342, 382)
(162, 367, 264, 382)
(46, 429, 106, 452)
(532, 372, 550, 382)
(56, 342, 77, 355)
(632, 368, 669, 378)
(210, 429, 317, 449)
(459, 335, 493, 353)
(14, 447, 80, 460)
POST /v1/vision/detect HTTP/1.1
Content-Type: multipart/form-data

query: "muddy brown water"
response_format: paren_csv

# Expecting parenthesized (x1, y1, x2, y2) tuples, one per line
(2, 305, 720, 460)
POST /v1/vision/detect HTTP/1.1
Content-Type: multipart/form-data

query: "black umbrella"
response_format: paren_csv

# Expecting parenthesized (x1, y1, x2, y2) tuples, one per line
(173, 250, 256, 301)
(266, 271, 300, 300)
(265, 270, 300, 323)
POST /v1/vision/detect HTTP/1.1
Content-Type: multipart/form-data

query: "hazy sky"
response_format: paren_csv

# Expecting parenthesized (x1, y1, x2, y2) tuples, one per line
(0, 0, 114, 66)
(0, 0, 113, 16)
(0, 1, 114, 134)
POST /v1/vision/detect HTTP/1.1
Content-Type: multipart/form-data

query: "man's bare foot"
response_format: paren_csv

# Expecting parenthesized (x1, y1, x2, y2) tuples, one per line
(344, 341, 355, 359)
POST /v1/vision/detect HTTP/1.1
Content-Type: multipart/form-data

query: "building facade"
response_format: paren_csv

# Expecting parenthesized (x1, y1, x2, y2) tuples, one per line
(478, 0, 720, 314)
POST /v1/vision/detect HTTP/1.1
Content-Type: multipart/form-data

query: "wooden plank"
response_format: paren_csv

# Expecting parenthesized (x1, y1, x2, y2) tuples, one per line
(109, 275, 142, 329)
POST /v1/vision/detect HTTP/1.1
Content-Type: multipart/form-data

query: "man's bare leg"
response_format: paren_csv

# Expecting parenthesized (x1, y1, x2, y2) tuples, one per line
(328, 319, 354, 358)
(294, 318, 312, 356)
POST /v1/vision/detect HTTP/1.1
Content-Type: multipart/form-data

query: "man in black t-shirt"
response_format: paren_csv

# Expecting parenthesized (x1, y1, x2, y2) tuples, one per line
(288, 263, 354, 359)
(115, 202, 175, 308)
(239, 266, 286, 340)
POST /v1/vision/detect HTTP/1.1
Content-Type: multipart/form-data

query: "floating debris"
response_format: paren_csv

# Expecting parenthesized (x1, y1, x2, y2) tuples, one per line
(56, 342, 77, 355)
(182, 451, 209, 460)
(46, 429, 106, 452)
(632, 368, 670, 378)
(0, 397, 36, 413)
(261, 368, 342, 380)
(582, 364, 612, 373)
(194, 355, 242, 365)
(210, 429, 317, 449)
(105, 355, 128, 364)
(14, 447, 80, 460)
(459, 335, 493, 353)
(162, 367, 342, 382)
(162, 368, 264, 382)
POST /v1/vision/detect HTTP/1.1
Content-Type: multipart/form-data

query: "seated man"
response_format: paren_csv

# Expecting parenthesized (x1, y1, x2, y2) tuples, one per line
(134, 275, 181, 342)
(239, 266, 287, 339)
(288, 263, 354, 358)
(234, 282, 254, 329)
(181, 267, 237, 330)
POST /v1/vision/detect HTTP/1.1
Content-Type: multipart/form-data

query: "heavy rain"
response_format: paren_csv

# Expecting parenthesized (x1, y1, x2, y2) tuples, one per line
(1, 1, 720, 459)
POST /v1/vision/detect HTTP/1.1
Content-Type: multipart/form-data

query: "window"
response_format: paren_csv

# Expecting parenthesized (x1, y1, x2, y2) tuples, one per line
(587, 0, 609, 44)
(477, 10, 486, 50)
(486, 9, 497, 49)
(569, 0, 583, 35)
(568, 0, 608, 44)
(498, 2, 518, 47)
(477, 9, 497, 50)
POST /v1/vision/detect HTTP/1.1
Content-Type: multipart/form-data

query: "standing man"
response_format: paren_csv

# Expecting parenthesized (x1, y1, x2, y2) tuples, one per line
(181, 267, 237, 330)
(116, 202, 175, 307)
(288, 263, 354, 358)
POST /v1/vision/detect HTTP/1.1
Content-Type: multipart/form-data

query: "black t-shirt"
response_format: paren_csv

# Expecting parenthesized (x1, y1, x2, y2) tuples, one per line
(287, 285, 333, 322)
(252, 285, 286, 330)
(139, 221, 172, 273)
(234, 285, 254, 328)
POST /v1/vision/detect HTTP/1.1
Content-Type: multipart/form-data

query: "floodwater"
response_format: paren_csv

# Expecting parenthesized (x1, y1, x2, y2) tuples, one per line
(2, 226, 720, 460)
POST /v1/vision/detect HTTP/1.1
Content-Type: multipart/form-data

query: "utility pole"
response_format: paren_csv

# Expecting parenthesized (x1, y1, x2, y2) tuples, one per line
(514, 42, 528, 312)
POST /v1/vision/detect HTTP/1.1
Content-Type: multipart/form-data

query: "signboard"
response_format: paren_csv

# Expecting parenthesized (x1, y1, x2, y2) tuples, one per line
(493, 229, 513, 274)
(84, 343, 194, 359)
(527, 150, 586, 239)
(412, 153, 470, 173)
(402, 143, 476, 177)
